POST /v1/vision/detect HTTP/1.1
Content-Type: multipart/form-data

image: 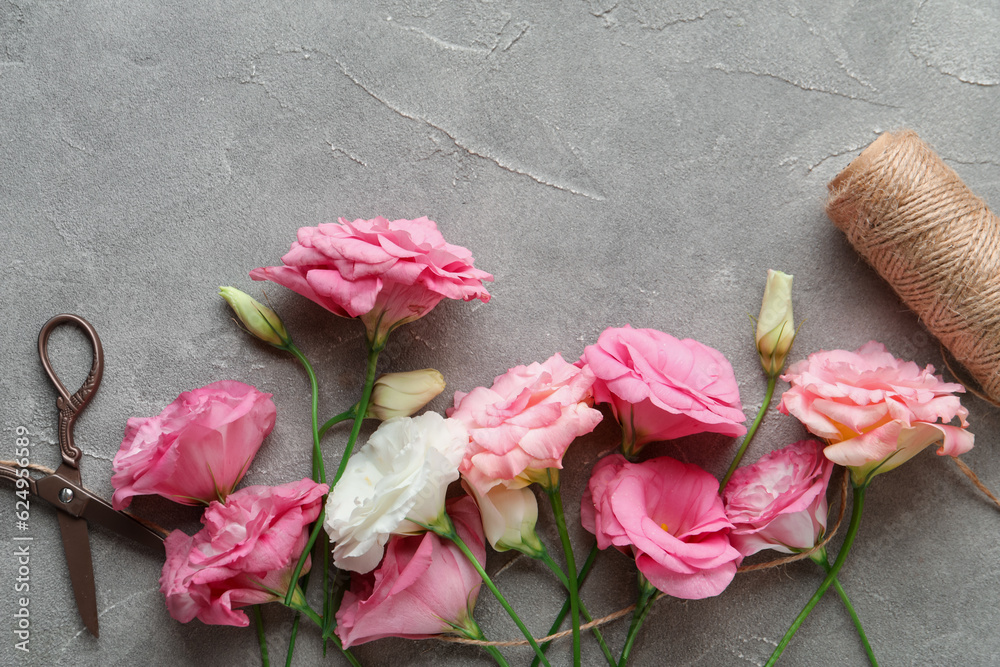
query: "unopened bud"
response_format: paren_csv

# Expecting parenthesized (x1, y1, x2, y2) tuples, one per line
(755, 270, 795, 376)
(463, 482, 544, 558)
(219, 287, 291, 348)
(366, 369, 445, 420)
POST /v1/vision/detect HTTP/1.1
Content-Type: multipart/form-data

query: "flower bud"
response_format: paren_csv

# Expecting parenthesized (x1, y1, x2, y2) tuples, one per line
(463, 482, 544, 558)
(756, 270, 795, 376)
(366, 369, 445, 420)
(219, 287, 291, 348)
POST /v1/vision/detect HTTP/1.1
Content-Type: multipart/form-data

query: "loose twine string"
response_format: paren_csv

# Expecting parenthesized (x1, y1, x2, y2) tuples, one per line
(445, 448, 1000, 649)
(442, 469, 852, 648)
(4, 462, 55, 475)
(4, 447, 997, 650)
(826, 129, 1000, 404)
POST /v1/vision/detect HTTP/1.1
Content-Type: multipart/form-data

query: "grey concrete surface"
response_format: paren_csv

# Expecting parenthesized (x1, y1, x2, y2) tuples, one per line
(2, 1, 999, 665)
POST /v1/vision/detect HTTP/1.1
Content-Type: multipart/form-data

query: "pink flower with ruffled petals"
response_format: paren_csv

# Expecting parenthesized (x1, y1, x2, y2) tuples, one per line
(336, 496, 485, 647)
(449, 353, 603, 494)
(723, 440, 833, 557)
(779, 341, 973, 483)
(250, 217, 493, 345)
(111, 381, 276, 510)
(160, 479, 328, 627)
(580, 325, 747, 455)
(581, 454, 740, 599)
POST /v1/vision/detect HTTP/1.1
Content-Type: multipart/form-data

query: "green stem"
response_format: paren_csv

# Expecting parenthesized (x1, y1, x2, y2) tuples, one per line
(284, 612, 301, 667)
(288, 595, 362, 667)
(539, 549, 570, 588)
(288, 344, 325, 484)
(321, 535, 331, 647)
(618, 576, 657, 667)
(462, 618, 512, 667)
(289, 598, 323, 629)
(283, 568, 311, 666)
(810, 549, 878, 666)
(533, 543, 600, 667)
(284, 509, 326, 606)
(720, 373, 777, 492)
(283, 346, 327, 665)
(538, 548, 616, 667)
(431, 516, 552, 667)
(765, 483, 868, 666)
(332, 345, 382, 487)
(318, 409, 355, 440)
(252, 605, 270, 667)
(328, 635, 362, 667)
(484, 645, 511, 667)
(545, 474, 581, 667)
(323, 565, 349, 647)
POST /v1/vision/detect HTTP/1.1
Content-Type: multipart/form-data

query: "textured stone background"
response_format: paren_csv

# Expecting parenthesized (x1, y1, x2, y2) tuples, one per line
(2, 1, 999, 665)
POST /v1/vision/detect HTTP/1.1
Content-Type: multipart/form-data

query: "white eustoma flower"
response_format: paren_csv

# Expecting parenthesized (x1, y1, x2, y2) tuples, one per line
(325, 412, 469, 573)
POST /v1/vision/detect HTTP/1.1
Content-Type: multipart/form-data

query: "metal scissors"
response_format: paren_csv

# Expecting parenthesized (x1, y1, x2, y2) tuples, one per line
(1, 314, 165, 638)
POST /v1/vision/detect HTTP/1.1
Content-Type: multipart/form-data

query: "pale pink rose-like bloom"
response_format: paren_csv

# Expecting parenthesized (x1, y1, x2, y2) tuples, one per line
(580, 325, 746, 455)
(723, 440, 834, 557)
(336, 496, 486, 647)
(250, 216, 493, 345)
(779, 341, 974, 483)
(111, 380, 277, 510)
(581, 454, 741, 600)
(160, 479, 328, 627)
(449, 353, 603, 494)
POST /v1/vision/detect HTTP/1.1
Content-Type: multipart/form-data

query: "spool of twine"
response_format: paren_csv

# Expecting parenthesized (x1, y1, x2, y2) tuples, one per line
(826, 130, 1000, 404)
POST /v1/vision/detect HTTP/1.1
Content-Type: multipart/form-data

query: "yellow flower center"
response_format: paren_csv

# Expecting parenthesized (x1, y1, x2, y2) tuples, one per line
(660, 522, 669, 533)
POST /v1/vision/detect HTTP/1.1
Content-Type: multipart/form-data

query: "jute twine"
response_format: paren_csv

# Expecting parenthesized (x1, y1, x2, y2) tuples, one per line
(443, 449, 1000, 649)
(6, 454, 994, 650)
(826, 129, 1000, 404)
(442, 469, 852, 648)
(2, 461, 55, 475)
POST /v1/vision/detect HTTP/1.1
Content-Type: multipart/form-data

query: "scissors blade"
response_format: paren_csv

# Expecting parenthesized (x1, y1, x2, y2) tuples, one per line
(35, 472, 165, 551)
(79, 495, 165, 552)
(56, 511, 99, 637)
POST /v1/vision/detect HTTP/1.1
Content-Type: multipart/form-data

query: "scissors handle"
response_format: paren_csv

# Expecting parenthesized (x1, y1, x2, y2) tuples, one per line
(38, 315, 104, 468)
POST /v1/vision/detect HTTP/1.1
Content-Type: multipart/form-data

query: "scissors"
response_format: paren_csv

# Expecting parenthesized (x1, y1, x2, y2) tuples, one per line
(0, 314, 165, 638)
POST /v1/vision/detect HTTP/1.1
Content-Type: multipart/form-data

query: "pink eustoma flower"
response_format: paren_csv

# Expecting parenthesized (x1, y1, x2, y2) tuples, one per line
(160, 479, 328, 627)
(449, 353, 603, 494)
(580, 325, 746, 455)
(581, 454, 741, 599)
(779, 341, 974, 483)
(111, 380, 276, 510)
(250, 216, 493, 346)
(723, 440, 834, 557)
(335, 496, 486, 647)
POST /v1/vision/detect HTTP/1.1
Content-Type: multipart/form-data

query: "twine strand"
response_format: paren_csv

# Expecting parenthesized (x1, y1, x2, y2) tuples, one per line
(1, 461, 56, 475)
(939, 344, 1000, 409)
(441, 468, 852, 648)
(439, 452, 997, 649)
(8, 453, 993, 650)
(439, 606, 638, 648)
(953, 457, 1000, 510)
